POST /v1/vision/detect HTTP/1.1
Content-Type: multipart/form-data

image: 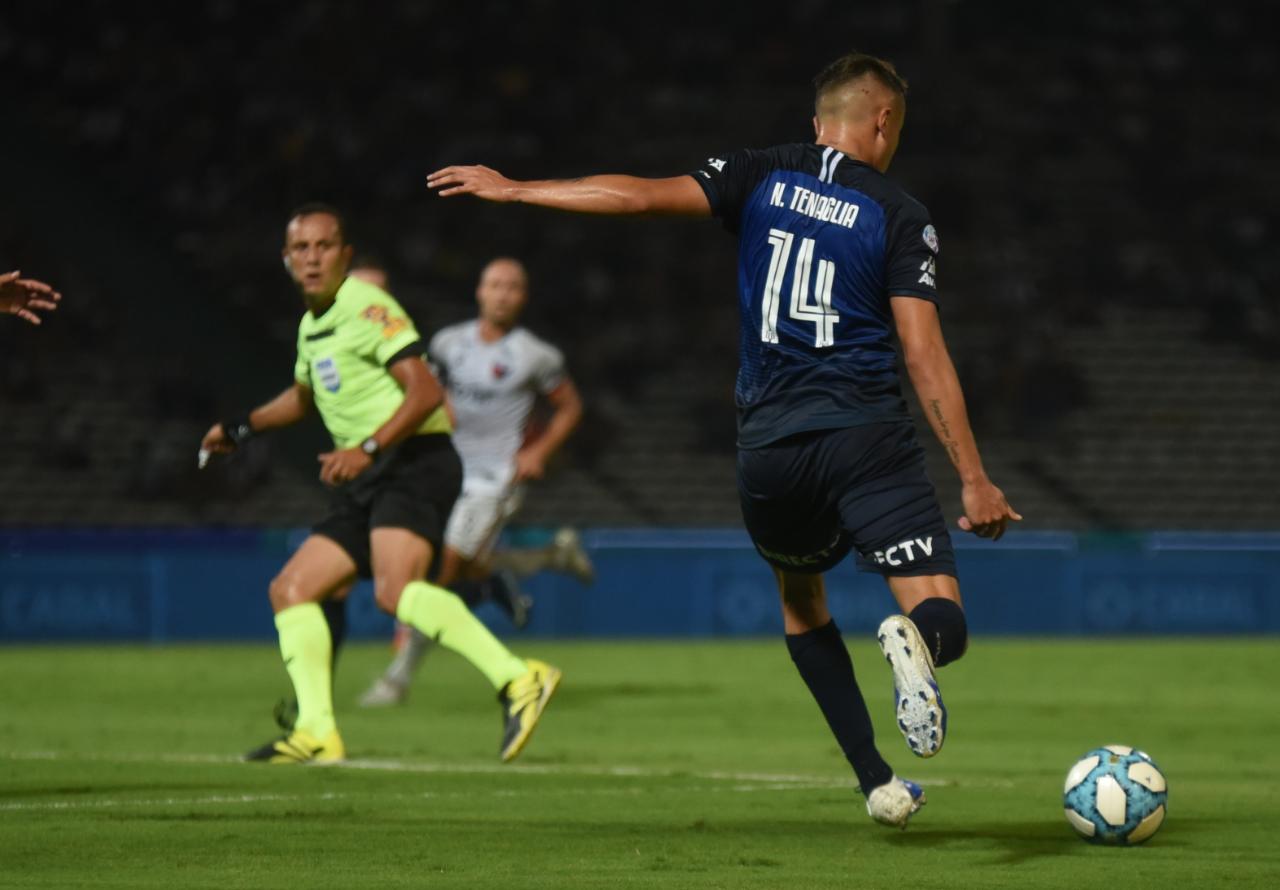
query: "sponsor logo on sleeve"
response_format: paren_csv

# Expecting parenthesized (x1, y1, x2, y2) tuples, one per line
(922, 224, 939, 254)
(706, 157, 727, 172)
(918, 258, 936, 288)
(360, 305, 409, 339)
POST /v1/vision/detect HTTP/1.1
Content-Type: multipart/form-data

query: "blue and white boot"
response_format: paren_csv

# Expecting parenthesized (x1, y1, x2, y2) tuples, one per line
(866, 776, 926, 828)
(877, 615, 947, 758)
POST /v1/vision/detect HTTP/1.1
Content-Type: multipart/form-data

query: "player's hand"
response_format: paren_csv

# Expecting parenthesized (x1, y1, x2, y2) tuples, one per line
(0, 270, 61, 325)
(318, 447, 373, 486)
(427, 165, 518, 201)
(958, 479, 1022, 541)
(513, 449, 546, 482)
(200, 423, 237, 455)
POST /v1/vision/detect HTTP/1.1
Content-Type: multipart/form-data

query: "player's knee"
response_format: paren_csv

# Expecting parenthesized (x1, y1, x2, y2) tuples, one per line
(775, 570, 830, 631)
(268, 571, 312, 612)
(908, 596, 968, 668)
(373, 576, 411, 615)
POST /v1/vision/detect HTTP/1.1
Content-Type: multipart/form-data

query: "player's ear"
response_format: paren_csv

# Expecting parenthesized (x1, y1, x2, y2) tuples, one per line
(812, 115, 820, 139)
(282, 252, 293, 273)
(877, 106, 892, 136)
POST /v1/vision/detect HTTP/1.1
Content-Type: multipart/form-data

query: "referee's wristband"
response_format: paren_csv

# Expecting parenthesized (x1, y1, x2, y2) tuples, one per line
(221, 418, 255, 447)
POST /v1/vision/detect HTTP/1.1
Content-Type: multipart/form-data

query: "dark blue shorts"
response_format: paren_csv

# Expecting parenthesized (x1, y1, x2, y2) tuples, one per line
(736, 422, 956, 578)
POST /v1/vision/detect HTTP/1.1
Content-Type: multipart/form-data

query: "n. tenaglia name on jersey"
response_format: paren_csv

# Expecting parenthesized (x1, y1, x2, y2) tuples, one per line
(768, 181, 859, 229)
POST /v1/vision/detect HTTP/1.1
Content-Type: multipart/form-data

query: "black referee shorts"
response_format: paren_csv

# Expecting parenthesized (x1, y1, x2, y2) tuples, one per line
(736, 421, 956, 578)
(313, 433, 463, 578)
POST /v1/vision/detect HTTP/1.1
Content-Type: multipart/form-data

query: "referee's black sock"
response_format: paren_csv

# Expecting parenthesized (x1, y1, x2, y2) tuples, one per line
(450, 577, 486, 609)
(320, 597, 348, 669)
(908, 597, 968, 668)
(786, 620, 893, 795)
(452, 574, 525, 624)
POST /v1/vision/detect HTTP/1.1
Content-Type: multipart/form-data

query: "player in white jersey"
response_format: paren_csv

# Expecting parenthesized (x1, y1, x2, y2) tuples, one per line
(359, 256, 589, 706)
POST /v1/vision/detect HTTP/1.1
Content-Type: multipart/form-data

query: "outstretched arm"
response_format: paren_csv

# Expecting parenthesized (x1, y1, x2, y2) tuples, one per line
(0, 270, 61, 325)
(892, 296, 1022, 540)
(200, 382, 313, 456)
(427, 165, 712, 217)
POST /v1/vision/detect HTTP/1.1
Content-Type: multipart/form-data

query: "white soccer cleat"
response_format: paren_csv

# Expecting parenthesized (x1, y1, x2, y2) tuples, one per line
(357, 676, 408, 708)
(866, 776, 926, 828)
(551, 527, 596, 584)
(877, 615, 947, 758)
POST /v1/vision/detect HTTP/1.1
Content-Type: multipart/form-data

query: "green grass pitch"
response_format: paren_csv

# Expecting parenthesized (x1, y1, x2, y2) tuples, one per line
(2, 638, 1278, 888)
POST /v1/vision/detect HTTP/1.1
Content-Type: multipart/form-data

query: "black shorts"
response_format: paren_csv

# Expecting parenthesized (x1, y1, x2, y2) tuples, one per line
(312, 434, 463, 579)
(736, 421, 956, 578)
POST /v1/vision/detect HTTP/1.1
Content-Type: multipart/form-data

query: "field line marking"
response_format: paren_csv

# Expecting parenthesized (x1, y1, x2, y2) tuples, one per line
(0, 791, 339, 812)
(0, 750, 862, 786)
(0, 783, 845, 813)
(1, 750, 997, 789)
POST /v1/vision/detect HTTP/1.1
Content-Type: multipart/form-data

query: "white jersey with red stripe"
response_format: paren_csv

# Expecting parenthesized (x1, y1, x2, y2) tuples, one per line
(430, 319, 565, 495)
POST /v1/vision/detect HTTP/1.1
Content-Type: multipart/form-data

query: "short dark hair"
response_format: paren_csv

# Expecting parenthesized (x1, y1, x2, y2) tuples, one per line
(814, 52, 908, 109)
(288, 201, 347, 243)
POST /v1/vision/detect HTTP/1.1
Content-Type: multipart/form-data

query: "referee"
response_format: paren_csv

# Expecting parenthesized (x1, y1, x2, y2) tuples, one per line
(201, 203, 560, 764)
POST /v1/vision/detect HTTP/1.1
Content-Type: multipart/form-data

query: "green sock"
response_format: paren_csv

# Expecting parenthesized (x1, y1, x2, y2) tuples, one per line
(275, 603, 336, 738)
(396, 581, 527, 690)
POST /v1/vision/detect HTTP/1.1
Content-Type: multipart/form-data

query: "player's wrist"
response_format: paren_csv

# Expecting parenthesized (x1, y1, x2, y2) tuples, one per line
(221, 417, 255, 446)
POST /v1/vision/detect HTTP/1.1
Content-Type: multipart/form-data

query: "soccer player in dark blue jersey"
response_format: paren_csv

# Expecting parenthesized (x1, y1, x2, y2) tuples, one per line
(426, 52, 1020, 828)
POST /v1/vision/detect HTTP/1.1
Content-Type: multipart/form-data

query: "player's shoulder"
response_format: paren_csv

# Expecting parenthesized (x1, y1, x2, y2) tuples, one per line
(512, 327, 563, 361)
(838, 163, 931, 221)
(762, 142, 824, 168)
(429, 318, 474, 353)
(510, 325, 558, 351)
(710, 142, 819, 175)
(338, 275, 406, 313)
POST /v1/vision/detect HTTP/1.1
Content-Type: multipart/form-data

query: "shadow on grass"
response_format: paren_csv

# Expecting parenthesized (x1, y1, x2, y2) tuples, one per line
(881, 818, 1195, 864)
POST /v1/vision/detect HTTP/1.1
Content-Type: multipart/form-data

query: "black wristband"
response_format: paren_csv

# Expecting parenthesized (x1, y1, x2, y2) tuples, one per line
(221, 418, 254, 447)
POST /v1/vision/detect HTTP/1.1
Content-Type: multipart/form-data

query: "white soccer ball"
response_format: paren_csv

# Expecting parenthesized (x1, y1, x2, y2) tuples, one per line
(1062, 745, 1167, 845)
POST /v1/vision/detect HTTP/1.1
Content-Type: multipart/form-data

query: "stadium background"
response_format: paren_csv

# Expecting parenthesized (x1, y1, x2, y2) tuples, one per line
(1, 0, 1278, 642)
(2, 6, 1279, 889)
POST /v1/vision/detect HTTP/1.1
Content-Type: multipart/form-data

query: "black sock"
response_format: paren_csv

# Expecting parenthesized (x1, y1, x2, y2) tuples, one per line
(786, 620, 893, 794)
(451, 578, 486, 609)
(453, 574, 522, 620)
(320, 598, 347, 669)
(908, 597, 968, 668)
(481, 573, 520, 621)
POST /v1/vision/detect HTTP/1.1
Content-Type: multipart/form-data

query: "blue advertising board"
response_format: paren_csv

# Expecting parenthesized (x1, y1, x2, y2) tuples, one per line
(1, 529, 1278, 642)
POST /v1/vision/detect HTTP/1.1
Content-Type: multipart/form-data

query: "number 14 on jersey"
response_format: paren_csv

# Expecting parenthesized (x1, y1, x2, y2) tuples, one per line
(761, 228, 839, 348)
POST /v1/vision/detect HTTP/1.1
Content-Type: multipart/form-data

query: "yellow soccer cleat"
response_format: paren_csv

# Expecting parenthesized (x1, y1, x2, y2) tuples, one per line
(244, 728, 345, 764)
(498, 659, 562, 763)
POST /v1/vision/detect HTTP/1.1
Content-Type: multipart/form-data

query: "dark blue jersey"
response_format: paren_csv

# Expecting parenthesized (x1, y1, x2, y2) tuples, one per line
(691, 143, 940, 449)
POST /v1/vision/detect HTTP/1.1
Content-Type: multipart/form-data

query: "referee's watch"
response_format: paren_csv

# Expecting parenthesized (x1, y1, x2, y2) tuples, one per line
(360, 437, 381, 457)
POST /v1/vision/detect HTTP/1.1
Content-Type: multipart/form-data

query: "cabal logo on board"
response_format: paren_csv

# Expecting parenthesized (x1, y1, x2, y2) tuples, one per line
(868, 536, 934, 567)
